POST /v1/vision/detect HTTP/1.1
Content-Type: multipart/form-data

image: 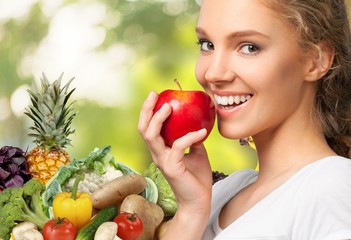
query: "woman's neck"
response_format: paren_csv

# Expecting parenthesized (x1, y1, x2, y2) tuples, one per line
(253, 122, 336, 183)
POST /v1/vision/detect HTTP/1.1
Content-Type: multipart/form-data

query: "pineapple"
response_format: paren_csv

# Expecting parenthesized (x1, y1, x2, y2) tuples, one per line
(24, 73, 76, 184)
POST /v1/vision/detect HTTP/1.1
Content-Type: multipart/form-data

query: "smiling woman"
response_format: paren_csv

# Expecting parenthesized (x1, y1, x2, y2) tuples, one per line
(138, 0, 351, 239)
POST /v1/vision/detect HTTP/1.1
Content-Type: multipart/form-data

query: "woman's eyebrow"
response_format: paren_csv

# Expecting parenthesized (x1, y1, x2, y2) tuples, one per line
(196, 27, 270, 40)
(227, 30, 270, 40)
(195, 27, 207, 37)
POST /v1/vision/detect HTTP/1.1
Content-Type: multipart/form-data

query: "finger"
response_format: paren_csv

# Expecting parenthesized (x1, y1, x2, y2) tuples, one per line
(138, 91, 158, 134)
(167, 129, 208, 165)
(144, 103, 172, 154)
(172, 128, 207, 151)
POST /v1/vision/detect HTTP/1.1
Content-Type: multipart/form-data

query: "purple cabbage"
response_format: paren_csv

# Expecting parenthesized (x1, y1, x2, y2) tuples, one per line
(0, 146, 31, 190)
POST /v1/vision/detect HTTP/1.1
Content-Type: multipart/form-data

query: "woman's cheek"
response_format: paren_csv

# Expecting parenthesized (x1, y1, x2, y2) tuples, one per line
(195, 59, 207, 86)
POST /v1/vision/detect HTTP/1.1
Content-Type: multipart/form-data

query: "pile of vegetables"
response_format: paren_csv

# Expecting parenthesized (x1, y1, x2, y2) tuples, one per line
(0, 143, 228, 240)
(0, 145, 178, 240)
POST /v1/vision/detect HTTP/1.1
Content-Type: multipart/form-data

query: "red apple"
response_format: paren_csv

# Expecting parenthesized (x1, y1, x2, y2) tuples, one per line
(153, 83, 216, 147)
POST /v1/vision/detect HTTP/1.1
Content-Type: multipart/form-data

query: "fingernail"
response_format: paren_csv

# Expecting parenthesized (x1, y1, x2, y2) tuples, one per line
(198, 128, 207, 135)
(161, 103, 170, 110)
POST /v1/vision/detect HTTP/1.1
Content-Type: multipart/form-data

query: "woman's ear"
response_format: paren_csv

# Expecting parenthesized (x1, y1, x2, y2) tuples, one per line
(304, 40, 335, 82)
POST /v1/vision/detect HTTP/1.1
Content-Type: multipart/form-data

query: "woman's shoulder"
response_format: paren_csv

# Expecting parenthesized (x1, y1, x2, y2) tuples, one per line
(304, 155, 351, 179)
(297, 155, 351, 200)
(292, 156, 351, 237)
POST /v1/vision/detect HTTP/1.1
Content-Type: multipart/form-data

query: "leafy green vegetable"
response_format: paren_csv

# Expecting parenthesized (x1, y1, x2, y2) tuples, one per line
(84, 145, 112, 174)
(143, 162, 177, 217)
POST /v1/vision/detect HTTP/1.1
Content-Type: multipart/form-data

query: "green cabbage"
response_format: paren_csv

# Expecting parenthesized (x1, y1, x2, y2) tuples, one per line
(143, 162, 177, 217)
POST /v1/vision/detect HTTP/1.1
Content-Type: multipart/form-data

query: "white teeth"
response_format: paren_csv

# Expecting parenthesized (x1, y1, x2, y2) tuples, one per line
(214, 94, 252, 106)
(221, 96, 228, 105)
(228, 96, 234, 105)
(234, 96, 240, 104)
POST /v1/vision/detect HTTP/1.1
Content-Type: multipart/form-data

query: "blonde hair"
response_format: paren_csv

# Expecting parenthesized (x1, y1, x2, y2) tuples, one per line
(264, 0, 351, 158)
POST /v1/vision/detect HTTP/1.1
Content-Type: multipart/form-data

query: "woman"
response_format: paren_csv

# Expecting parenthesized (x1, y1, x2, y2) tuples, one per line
(138, 0, 351, 239)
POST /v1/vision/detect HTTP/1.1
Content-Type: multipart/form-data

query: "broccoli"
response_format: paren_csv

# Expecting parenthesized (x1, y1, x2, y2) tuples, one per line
(0, 179, 49, 240)
(22, 177, 48, 221)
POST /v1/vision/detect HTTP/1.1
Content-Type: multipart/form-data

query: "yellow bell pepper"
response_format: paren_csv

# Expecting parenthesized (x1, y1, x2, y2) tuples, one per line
(53, 174, 92, 230)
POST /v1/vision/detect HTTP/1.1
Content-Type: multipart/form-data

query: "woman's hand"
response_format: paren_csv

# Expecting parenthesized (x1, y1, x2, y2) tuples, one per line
(138, 91, 212, 238)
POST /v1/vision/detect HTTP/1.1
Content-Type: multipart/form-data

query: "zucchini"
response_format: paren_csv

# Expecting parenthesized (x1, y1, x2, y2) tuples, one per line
(75, 205, 118, 240)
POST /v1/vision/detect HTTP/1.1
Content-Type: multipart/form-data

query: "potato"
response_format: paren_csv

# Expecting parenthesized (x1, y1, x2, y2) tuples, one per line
(92, 174, 147, 209)
(120, 194, 164, 240)
(155, 219, 172, 240)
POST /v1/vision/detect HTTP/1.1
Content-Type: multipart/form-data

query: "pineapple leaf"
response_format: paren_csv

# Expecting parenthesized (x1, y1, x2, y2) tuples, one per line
(26, 73, 76, 149)
(24, 111, 43, 130)
(41, 73, 50, 89)
(62, 88, 76, 107)
(27, 105, 44, 120)
(39, 101, 52, 115)
(57, 102, 75, 126)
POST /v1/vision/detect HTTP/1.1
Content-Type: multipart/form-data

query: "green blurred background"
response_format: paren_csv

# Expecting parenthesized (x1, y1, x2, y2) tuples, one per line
(9, 0, 345, 174)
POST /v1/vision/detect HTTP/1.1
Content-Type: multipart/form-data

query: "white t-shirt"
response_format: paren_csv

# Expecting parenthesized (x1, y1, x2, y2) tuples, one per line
(202, 156, 351, 240)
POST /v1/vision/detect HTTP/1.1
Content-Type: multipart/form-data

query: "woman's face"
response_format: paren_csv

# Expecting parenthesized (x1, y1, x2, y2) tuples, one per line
(195, 0, 315, 140)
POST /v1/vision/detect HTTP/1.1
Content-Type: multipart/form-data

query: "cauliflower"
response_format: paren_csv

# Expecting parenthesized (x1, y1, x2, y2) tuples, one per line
(62, 164, 123, 194)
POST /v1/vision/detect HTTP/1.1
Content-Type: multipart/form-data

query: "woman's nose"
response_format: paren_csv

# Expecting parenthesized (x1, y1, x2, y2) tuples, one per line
(204, 51, 236, 84)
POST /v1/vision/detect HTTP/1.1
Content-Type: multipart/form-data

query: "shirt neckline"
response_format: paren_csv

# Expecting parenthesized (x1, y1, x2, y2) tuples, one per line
(217, 156, 341, 232)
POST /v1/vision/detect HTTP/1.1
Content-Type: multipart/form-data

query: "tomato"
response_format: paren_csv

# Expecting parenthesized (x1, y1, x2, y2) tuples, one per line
(113, 212, 143, 240)
(42, 218, 77, 240)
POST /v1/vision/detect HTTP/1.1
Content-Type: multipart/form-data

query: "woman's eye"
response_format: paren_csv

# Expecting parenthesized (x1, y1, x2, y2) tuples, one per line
(240, 44, 260, 55)
(197, 39, 214, 51)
